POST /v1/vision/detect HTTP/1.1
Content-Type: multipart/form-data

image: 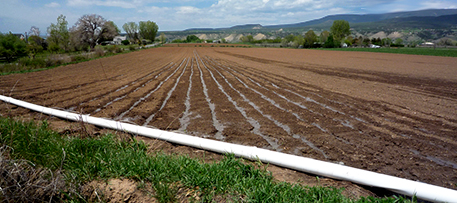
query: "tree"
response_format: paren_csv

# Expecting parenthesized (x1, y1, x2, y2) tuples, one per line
(186, 35, 200, 43)
(71, 14, 117, 49)
(344, 36, 353, 46)
(323, 33, 336, 48)
(363, 38, 371, 46)
(319, 31, 330, 43)
(123, 22, 138, 44)
(26, 36, 44, 58)
(284, 34, 295, 42)
(240, 35, 254, 43)
(159, 33, 166, 44)
(29, 26, 40, 37)
(28, 26, 45, 51)
(438, 38, 453, 46)
(99, 21, 120, 42)
(139, 21, 158, 42)
(330, 20, 350, 44)
(304, 30, 317, 48)
(381, 38, 392, 47)
(47, 14, 70, 52)
(292, 35, 304, 48)
(0, 33, 27, 62)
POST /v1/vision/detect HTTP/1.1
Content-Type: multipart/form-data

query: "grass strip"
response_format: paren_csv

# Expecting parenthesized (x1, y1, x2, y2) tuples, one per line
(0, 117, 413, 202)
(320, 47, 457, 57)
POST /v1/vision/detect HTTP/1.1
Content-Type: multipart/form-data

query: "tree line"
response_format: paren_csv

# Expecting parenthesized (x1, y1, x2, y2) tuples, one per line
(236, 20, 408, 48)
(0, 14, 159, 63)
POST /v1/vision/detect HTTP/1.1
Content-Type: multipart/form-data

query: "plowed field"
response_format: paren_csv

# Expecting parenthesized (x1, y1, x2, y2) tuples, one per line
(1, 47, 457, 190)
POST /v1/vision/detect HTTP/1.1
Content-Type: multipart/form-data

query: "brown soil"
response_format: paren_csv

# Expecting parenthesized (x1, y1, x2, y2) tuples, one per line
(1, 47, 457, 200)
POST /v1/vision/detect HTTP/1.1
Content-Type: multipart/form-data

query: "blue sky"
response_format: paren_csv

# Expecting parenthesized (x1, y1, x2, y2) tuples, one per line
(1, 0, 456, 34)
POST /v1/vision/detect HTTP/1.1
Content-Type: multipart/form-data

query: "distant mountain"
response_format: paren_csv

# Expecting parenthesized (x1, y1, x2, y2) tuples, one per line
(229, 24, 263, 30)
(364, 14, 457, 29)
(180, 9, 457, 32)
(264, 9, 457, 29)
(163, 9, 457, 43)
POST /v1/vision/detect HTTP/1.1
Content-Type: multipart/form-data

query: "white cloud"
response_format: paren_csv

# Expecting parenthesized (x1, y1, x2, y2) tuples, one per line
(1, 0, 456, 33)
(45, 2, 60, 8)
(67, 0, 137, 9)
(177, 6, 201, 14)
(420, 1, 457, 9)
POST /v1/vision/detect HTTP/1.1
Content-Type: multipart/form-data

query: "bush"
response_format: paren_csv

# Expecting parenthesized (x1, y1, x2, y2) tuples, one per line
(121, 40, 130, 45)
(129, 45, 136, 51)
(95, 47, 105, 57)
(19, 57, 46, 69)
(46, 54, 71, 67)
(71, 55, 87, 62)
(115, 47, 123, 53)
(391, 44, 405, 47)
(106, 45, 122, 53)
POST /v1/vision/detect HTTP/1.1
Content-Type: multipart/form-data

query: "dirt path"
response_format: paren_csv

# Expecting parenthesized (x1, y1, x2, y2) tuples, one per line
(1, 47, 456, 192)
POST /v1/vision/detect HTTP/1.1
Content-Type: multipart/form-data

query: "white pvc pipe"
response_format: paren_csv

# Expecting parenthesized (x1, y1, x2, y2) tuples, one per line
(1, 95, 456, 202)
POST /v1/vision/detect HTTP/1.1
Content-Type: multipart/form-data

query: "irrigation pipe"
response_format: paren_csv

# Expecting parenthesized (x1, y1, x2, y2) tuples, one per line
(1, 95, 456, 202)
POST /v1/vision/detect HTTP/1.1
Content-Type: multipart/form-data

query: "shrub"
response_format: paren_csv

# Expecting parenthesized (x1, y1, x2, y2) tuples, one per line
(19, 57, 46, 69)
(121, 40, 130, 46)
(46, 54, 71, 67)
(71, 55, 87, 62)
(106, 46, 114, 52)
(115, 47, 123, 53)
(95, 47, 105, 57)
(129, 45, 136, 51)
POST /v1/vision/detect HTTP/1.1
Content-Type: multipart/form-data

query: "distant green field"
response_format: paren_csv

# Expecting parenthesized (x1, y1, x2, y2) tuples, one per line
(323, 47, 457, 57)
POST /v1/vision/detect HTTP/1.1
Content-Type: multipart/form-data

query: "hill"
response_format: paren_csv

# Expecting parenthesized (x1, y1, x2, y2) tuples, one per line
(162, 9, 457, 43)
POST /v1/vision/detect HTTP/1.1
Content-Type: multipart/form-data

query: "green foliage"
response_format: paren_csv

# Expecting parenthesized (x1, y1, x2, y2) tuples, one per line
(292, 35, 304, 48)
(121, 39, 130, 45)
(371, 37, 382, 46)
(330, 20, 351, 42)
(0, 33, 27, 62)
(240, 35, 254, 43)
(47, 14, 69, 53)
(304, 30, 318, 48)
(284, 34, 296, 42)
(159, 33, 167, 44)
(123, 22, 139, 44)
(129, 45, 136, 51)
(26, 37, 44, 59)
(186, 35, 200, 43)
(395, 38, 404, 45)
(171, 39, 185, 43)
(391, 38, 404, 47)
(139, 20, 159, 42)
(0, 117, 414, 202)
(325, 47, 457, 57)
(381, 38, 392, 46)
(98, 21, 120, 42)
(320, 30, 330, 43)
(18, 57, 46, 68)
(324, 33, 337, 48)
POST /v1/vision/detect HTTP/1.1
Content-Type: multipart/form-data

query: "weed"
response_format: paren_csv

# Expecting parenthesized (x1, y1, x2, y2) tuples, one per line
(95, 47, 105, 57)
(0, 145, 65, 202)
(0, 117, 415, 202)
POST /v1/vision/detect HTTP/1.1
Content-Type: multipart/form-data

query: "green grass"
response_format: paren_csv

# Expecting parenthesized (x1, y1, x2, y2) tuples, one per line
(0, 117, 414, 202)
(321, 47, 457, 57)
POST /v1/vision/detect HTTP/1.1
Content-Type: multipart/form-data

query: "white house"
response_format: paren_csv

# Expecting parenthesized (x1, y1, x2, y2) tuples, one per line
(113, 35, 127, 45)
